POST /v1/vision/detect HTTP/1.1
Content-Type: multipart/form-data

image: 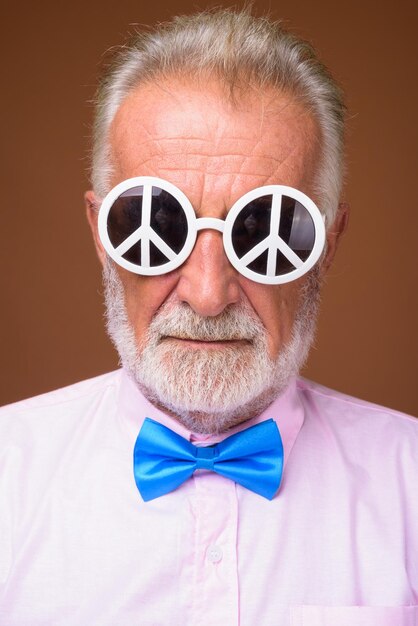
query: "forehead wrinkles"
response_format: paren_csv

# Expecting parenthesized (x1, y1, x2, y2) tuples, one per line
(110, 117, 297, 174)
(109, 80, 320, 203)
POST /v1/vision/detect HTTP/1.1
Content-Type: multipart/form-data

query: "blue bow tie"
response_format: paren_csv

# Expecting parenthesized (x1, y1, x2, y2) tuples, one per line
(133, 418, 284, 502)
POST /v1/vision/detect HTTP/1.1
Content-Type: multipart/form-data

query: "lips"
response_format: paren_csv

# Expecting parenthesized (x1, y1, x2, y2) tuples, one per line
(161, 335, 252, 344)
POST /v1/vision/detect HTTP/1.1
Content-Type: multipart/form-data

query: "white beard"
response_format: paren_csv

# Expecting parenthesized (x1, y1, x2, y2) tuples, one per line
(103, 261, 320, 434)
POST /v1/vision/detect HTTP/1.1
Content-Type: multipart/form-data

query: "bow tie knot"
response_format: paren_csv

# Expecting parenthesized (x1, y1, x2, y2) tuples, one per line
(195, 446, 216, 470)
(133, 417, 284, 502)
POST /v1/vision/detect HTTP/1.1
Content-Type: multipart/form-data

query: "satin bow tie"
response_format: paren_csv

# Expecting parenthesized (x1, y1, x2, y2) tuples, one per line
(133, 418, 284, 502)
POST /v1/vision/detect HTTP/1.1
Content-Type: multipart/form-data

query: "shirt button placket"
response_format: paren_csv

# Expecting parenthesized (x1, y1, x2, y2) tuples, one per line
(191, 471, 239, 626)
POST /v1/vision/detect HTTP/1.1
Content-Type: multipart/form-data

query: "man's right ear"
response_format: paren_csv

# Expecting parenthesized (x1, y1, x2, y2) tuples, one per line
(85, 190, 107, 268)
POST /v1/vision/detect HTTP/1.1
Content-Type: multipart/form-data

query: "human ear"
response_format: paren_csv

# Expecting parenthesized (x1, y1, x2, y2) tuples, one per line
(320, 202, 350, 275)
(85, 190, 107, 268)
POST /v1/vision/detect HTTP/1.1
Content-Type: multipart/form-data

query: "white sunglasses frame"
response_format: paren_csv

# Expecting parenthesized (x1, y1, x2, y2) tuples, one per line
(98, 176, 326, 285)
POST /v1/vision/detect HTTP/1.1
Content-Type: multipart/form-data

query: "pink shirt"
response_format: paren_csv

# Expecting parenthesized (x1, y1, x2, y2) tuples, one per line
(0, 369, 417, 625)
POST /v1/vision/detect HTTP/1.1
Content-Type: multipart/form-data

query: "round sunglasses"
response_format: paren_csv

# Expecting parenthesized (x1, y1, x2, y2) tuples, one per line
(98, 176, 326, 285)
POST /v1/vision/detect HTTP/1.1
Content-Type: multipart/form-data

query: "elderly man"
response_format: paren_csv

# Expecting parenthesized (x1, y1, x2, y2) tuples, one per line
(0, 9, 417, 626)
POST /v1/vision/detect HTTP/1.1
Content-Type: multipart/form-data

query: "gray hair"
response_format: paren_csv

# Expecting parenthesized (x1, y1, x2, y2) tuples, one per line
(92, 9, 345, 226)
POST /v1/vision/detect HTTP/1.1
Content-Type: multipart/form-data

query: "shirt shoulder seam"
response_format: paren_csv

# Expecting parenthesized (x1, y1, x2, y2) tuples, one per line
(296, 378, 418, 425)
(0, 371, 121, 415)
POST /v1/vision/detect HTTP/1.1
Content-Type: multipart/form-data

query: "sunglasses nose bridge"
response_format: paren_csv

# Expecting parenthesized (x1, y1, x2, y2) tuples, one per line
(195, 217, 224, 233)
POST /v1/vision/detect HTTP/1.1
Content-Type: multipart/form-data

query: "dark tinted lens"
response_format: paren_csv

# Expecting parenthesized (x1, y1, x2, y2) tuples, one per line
(279, 196, 315, 264)
(107, 186, 188, 267)
(149, 189, 188, 263)
(231, 193, 316, 276)
(231, 196, 272, 274)
(107, 186, 144, 249)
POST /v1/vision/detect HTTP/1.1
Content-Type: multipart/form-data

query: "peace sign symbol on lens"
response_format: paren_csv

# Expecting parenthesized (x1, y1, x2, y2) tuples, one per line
(98, 176, 326, 285)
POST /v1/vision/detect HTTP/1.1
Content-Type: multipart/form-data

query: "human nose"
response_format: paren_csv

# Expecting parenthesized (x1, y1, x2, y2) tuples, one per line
(175, 230, 241, 316)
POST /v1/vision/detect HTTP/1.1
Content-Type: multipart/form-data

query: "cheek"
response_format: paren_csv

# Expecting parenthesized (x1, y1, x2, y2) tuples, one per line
(239, 280, 301, 359)
(118, 271, 178, 341)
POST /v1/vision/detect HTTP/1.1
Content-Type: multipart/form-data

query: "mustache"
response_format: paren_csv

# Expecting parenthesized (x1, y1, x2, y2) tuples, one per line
(147, 301, 265, 343)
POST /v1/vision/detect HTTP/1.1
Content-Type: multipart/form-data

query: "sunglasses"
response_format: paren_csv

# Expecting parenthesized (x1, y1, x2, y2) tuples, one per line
(98, 176, 326, 285)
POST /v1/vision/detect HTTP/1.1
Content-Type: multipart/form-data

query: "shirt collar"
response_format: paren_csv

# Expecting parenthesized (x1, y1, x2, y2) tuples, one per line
(116, 368, 304, 469)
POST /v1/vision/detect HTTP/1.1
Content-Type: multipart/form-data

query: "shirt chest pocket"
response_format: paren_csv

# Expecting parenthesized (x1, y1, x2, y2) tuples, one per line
(290, 605, 418, 626)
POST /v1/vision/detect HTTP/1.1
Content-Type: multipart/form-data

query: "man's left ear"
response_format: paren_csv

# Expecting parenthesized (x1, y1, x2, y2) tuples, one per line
(320, 202, 350, 275)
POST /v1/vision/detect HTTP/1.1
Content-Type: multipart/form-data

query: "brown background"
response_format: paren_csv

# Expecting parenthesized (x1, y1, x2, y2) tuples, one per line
(1, 0, 417, 415)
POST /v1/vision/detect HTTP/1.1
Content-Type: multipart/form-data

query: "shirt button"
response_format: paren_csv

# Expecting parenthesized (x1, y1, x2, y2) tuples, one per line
(207, 544, 223, 563)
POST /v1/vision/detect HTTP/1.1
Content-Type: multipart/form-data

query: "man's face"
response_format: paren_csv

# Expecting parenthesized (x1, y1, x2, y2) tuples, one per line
(87, 78, 341, 432)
